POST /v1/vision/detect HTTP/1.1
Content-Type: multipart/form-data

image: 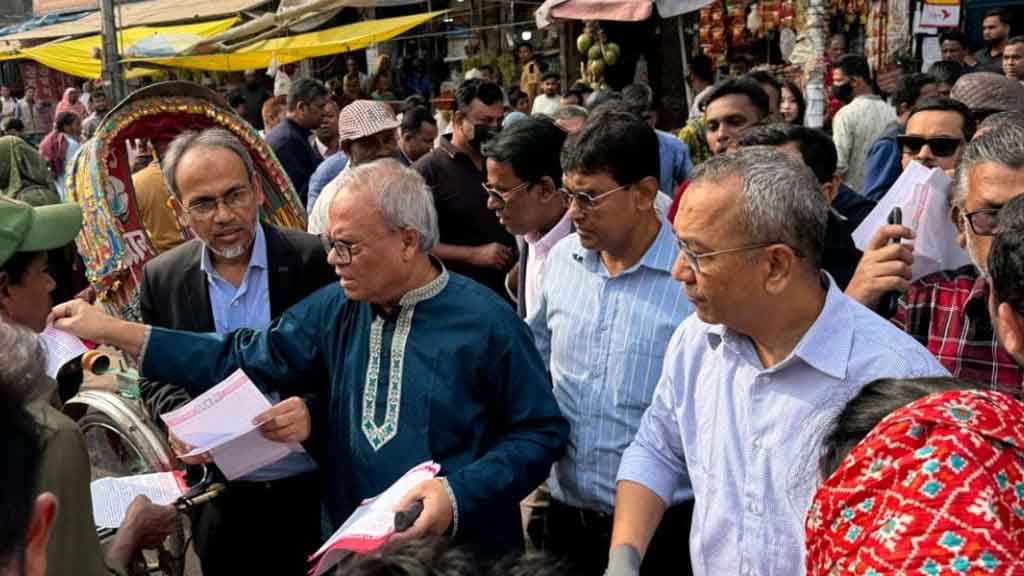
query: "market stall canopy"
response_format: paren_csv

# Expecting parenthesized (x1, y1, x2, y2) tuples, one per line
(123, 10, 444, 72)
(15, 18, 238, 78)
(535, 0, 714, 28)
(0, 0, 268, 42)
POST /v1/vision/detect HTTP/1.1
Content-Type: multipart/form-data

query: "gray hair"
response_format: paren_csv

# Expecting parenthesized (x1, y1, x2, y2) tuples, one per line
(954, 122, 1024, 208)
(0, 321, 48, 400)
(690, 146, 828, 267)
(330, 159, 439, 252)
(551, 105, 589, 121)
(161, 128, 256, 199)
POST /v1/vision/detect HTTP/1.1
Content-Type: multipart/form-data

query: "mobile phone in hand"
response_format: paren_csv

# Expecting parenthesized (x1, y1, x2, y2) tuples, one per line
(877, 207, 902, 318)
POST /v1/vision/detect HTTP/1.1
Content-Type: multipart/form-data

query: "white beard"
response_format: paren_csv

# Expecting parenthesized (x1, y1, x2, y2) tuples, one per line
(203, 239, 249, 260)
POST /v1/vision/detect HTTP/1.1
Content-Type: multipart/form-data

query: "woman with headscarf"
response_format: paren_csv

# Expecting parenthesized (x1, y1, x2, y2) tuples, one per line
(806, 380, 1024, 575)
(0, 135, 59, 206)
(38, 111, 82, 198)
(55, 87, 87, 120)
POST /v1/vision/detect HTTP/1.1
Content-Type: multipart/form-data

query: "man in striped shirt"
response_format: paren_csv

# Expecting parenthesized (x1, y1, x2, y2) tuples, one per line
(527, 109, 695, 575)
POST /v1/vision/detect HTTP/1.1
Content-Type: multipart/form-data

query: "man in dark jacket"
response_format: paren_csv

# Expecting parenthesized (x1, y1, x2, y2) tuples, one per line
(265, 78, 328, 207)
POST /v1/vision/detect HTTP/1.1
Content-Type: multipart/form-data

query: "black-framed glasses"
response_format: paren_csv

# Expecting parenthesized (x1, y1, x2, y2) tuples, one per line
(482, 180, 531, 209)
(182, 187, 252, 222)
(559, 182, 631, 212)
(675, 237, 798, 274)
(896, 135, 963, 158)
(964, 208, 1000, 236)
(320, 231, 390, 265)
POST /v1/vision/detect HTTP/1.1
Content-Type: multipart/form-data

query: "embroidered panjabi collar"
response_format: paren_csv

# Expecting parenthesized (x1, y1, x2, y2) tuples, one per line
(362, 257, 449, 451)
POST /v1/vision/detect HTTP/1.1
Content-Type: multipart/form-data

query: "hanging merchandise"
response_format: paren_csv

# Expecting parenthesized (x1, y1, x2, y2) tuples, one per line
(575, 21, 621, 90)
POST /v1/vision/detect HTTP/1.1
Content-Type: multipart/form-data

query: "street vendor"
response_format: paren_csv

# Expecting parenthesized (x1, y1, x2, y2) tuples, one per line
(50, 159, 569, 561)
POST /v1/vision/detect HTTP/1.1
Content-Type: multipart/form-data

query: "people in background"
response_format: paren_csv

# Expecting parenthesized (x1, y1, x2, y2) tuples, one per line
(38, 112, 81, 198)
(927, 60, 964, 97)
(260, 95, 287, 136)
(80, 90, 110, 140)
(621, 83, 693, 197)
(686, 54, 716, 120)
(860, 73, 938, 201)
(975, 8, 1012, 74)
(369, 71, 397, 102)
(266, 78, 328, 206)
(508, 87, 531, 115)
(397, 106, 437, 166)
(531, 73, 562, 117)
(950, 71, 1024, 125)
(1003, 36, 1024, 82)
(550, 105, 588, 134)
(16, 87, 52, 146)
(0, 85, 16, 124)
(939, 29, 976, 71)
(132, 139, 185, 254)
(227, 90, 248, 120)
(2, 118, 23, 139)
(316, 99, 341, 158)
(346, 56, 368, 93)
(413, 79, 515, 301)
(518, 41, 542, 102)
(780, 79, 805, 125)
(746, 69, 781, 118)
(239, 69, 271, 130)
(831, 53, 898, 192)
(54, 87, 86, 120)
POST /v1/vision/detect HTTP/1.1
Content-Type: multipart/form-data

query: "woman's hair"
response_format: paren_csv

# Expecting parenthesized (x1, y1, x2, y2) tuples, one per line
(819, 377, 975, 480)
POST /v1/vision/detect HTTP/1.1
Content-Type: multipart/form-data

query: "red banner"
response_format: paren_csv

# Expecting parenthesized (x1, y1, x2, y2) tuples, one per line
(19, 61, 74, 102)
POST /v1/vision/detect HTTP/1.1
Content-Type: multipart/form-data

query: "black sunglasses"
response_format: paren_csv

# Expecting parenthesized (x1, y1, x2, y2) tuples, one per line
(896, 135, 962, 158)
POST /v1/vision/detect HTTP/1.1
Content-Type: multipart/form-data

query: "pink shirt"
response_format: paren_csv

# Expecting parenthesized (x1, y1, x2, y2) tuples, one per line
(523, 212, 572, 317)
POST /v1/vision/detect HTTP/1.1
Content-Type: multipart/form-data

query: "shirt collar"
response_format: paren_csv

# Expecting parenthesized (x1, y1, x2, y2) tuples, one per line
(706, 273, 852, 380)
(399, 258, 450, 307)
(200, 221, 267, 279)
(438, 134, 467, 160)
(526, 211, 572, 255)
(572, 217, 679, 277)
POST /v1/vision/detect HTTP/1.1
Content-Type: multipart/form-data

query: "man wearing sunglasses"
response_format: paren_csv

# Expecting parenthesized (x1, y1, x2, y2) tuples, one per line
(609, 147, 945, 576)
(136, 128, 337, 575)
(848, 122, 1024, 390)
(527, 110, 695, 575)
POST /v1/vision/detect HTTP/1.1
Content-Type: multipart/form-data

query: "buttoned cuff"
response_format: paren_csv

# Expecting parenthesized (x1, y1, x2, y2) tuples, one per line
(616, 445, 676, 507)
(439, 476, 459, 537)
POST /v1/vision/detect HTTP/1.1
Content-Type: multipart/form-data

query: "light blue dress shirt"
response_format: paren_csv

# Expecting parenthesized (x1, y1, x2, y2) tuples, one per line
(306, 151, 347, 215)
(617, 276, 948, 575)
(528, 219, 694, 513)
(200, 223, 318, 482)
(656, 129, 692, 197)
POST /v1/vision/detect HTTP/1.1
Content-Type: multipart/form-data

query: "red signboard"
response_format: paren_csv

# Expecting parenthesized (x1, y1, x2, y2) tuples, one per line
(19, 61, 74, 102)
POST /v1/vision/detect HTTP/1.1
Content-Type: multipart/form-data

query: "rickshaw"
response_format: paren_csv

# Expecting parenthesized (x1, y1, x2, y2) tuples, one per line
(61, 81, 308, 575)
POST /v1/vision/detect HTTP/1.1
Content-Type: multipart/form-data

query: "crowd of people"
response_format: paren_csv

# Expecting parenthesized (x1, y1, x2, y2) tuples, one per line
(3, 11, 1024, 576)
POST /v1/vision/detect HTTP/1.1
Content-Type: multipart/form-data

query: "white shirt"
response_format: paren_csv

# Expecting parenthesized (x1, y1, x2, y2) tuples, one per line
(531, 94, 561, 116)
(0, 96, 16, 119)
(617, 276, 948, 575)
(522, 212, 572, 318)
(307, 161, 352, 235)
(832, 95, 897, 192)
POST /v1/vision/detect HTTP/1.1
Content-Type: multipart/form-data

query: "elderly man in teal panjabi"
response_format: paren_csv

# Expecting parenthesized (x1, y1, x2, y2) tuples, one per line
(50, 159, 569, 561)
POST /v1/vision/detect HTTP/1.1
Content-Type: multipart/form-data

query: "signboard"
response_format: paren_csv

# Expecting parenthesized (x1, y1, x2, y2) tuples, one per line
(920, 3, 960, 28)
(19, 61, 72, 102)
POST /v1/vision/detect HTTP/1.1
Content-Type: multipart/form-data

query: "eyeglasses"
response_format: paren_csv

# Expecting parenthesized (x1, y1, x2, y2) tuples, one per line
(320, 231, 391, 265)
(964, 208, 1000, 236)
(675, 238, 793, 274)
(182, 187, 252, 222)
(559, 183, 631, 212)
(482, 180, 531, 209)
(896, 135, 963, 158)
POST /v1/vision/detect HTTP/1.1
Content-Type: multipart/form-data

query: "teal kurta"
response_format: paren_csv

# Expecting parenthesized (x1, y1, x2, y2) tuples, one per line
(141, 269, 568, 558)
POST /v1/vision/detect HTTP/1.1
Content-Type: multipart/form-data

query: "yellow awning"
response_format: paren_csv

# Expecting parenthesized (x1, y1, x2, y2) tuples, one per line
(17, 17, 238, 79)
(124, 11, 444, 72)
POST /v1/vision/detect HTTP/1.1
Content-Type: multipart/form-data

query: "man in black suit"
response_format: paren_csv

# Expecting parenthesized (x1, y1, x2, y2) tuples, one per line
(137, 128, 336, 576)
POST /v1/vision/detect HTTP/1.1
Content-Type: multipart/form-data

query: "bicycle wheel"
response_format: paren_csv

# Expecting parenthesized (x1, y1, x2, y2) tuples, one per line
(66, 390, 189, 576)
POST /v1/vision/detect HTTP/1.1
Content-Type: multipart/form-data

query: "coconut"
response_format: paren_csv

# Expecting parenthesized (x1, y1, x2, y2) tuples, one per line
(588, 45, 603, 61)
(577, 33, 593, 54)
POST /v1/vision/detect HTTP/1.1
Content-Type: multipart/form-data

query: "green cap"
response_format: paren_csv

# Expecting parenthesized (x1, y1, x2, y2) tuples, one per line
(0, 196, 83, 267)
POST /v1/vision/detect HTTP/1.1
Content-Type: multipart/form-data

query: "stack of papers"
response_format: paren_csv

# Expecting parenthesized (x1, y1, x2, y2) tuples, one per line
(160, 369, 304, 480)
(91, 471, 186, 529)
(852, 161, 972, 281)
(308, 461, 441, 576)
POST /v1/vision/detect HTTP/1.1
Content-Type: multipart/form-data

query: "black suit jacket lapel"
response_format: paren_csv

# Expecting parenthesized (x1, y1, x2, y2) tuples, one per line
(264, 225, 295, 318)
(184, 243, 215, 333)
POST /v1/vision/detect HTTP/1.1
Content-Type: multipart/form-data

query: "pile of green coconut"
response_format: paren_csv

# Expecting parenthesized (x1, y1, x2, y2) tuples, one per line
(576, 21, 619, 91)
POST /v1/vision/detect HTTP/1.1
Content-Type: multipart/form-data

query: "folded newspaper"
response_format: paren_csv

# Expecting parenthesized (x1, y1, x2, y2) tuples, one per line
(308, 461, 441, 576)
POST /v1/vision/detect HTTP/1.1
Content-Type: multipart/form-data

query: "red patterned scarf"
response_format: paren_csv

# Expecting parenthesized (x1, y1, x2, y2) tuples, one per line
(806, 389, 1024, 575)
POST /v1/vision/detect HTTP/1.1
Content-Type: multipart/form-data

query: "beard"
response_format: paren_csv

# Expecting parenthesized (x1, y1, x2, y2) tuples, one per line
(203, 240, 249, 260)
